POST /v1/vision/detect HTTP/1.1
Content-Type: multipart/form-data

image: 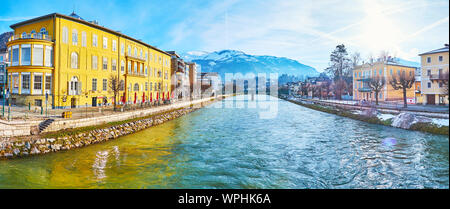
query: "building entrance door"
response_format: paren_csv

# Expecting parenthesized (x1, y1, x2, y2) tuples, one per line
(426, 94, 435, 105)
(92, 97, 97, 107)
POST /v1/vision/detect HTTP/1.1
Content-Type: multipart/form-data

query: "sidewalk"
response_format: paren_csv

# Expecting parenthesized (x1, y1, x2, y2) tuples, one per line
(1, 96, 224, 138)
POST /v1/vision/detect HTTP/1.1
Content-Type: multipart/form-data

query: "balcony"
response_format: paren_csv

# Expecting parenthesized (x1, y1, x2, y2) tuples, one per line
(8, 33, 52, 42)
(429, 73, 448, 82)
(358, 87, 372, 92)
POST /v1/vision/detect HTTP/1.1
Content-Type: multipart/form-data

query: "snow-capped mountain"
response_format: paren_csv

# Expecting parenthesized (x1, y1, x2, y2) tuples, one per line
(182, 50, 319, 79)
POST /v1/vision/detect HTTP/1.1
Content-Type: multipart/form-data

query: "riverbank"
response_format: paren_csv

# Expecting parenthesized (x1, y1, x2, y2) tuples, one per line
(0, 96, 224, 160)
(282, 97, 448, 136)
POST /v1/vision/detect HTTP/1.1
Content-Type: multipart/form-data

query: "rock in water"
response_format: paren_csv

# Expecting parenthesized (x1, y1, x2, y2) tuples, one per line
(391, 112, 432, 129)
(361, 107, 378, 118)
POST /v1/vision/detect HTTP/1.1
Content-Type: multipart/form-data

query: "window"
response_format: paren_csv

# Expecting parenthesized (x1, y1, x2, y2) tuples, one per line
(128, 61, 132, 74)
(32, 44, 43, 66)
(12, 73, 19, 93)
(149, 67, 153, 77)
(12, 46, 19, 66)
(112, 59, 117, 71)
(427, 57, 431, 63)
(45, 74, 52, 92)
(427, 69, 431, 76)
(40, 27, 48, 35)
(103, 37, 108, 49)
(140, 63, 143, 75)
(92, 78, 97, 91)
(72, 29, 78, 45)
(439, 56, 443, 62)
(121, 43, 125, 55)
(103, 57, 108, 70)
(21, 73, 30, 94)
(69, 76, 80, 95)
(121, 60, 125, 73)
(33, 73, 42, 94)
(44, 46, 53, 67)
(140, 49, 143, 59)
(21, 32, 27, 38)
(134, 47, 137, 57)
(145, 52, 148, 61)
(379, 69, 382, 76)
(145, 66, 148, 75)
(20, 44, 31, 65)
(164, 71, 168, 79)
(81, 31, 87, 47)
(62, 27, 68, 43)
(93, 34, 98, 47)
(150, 82, 153, 91)
(165, 83, 168, 92)
(397, 69, 400, 76)
(112, 40, 117, 52)
(35, 99, 42, 107)
(92, 55, 98, 70)
(128, 46, 131, 56)
(134, 83, 139, 91)
(409, 71, 412, 77)
(103, 79, 107, 91)
(389, 69, 392, 75)
(428, 82, 431, 88)
(134, 62, 138, 74)
(145, 82, 148, 91)
(71, 52, 78, 69)
(439, 82, 443, 88)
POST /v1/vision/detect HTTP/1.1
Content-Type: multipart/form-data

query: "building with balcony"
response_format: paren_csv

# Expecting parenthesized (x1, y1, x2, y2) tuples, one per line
(418, 44, 449, 105)
(0, 47, 9, 98)
(353, 57, 417, 103)
(167, 51, 190, 100)
(186, 62, 200, 99)
(6, 12, 172, 108)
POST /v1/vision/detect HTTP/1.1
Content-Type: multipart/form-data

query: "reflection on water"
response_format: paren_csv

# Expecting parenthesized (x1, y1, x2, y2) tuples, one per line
(0, 95, 448, 188)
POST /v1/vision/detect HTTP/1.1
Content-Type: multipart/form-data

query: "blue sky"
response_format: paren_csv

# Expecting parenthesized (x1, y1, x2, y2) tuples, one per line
(1, 0, 449, 71)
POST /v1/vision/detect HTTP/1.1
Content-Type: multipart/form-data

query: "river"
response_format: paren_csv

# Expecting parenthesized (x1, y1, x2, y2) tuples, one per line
(0, 95, 448, 188)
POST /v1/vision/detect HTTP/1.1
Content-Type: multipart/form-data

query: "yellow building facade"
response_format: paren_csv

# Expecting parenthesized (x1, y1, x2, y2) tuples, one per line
(353, 60, 416, 103)
(6, 13, 172, 108)
(419, 44, 449, 105)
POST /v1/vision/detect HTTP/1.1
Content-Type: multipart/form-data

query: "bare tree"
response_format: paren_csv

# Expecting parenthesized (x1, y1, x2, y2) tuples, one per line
(389, 74, 415, 108)
(367, 76, 386, 105)
(108, 75, 121, 111)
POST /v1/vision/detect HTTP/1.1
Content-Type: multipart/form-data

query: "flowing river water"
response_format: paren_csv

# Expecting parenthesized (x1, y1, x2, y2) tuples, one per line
(0, 95, 448, 188)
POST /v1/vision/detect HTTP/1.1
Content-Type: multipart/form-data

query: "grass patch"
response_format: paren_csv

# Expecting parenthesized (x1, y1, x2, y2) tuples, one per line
(410, 122, 449, 135)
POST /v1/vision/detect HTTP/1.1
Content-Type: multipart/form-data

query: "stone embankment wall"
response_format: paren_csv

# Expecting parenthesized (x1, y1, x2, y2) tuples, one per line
(0, 107, 197, 159)
(0, 96, 227, 159)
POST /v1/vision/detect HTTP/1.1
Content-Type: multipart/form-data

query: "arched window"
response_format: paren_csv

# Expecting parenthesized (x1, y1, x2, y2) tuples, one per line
(134, 47, 137, 57)
(71, 52, 78, 69)
(40, 27, 48, 35)
(22, 32, 27, 38)
(134, 83, 139, 91)
(128, 61, 132, 74)
(140, 49, 143, 58)
(69, 76, 79, 95)
(30, 30, 36, 37)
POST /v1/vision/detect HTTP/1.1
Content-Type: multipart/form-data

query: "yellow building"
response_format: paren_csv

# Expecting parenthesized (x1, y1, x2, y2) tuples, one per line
(418, 44, 449, 105)
(353, 59, 416, 103)
(6, 12, 172, 108)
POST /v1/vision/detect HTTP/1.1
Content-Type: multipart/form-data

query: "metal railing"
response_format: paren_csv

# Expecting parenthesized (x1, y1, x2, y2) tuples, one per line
(8, 33, 53, 42)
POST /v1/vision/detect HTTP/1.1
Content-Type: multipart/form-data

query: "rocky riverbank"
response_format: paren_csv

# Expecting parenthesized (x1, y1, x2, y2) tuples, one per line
(283, 97, 448, 136)
(0, 98, 219, 160)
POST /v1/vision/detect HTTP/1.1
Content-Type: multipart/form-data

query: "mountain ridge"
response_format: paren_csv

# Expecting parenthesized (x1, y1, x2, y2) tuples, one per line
(182, 50, 319, 79)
